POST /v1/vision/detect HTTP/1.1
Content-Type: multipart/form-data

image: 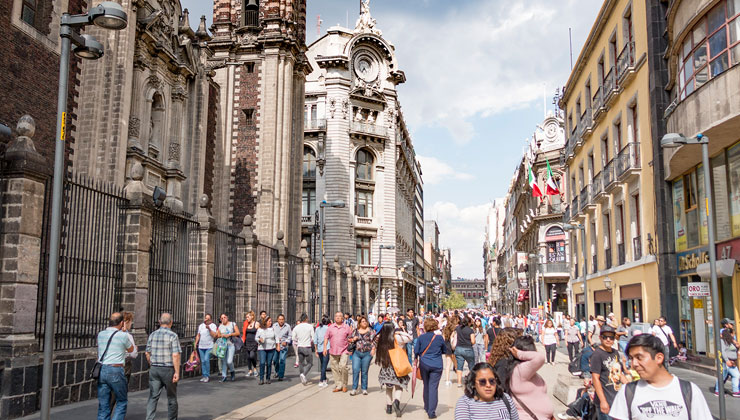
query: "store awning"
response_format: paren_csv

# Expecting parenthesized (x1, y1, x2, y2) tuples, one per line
(697, 259, 736, 279)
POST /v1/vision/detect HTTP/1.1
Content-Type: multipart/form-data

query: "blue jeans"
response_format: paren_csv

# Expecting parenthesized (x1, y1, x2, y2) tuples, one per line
(97, 365, 128, 420)
(406, 338, 417, 365)
(259, 349, 277, 381)
(420, 364, 443, 417)
(318, 351, 330, 381)
(274, 346, 288, 379)
(352, 351, 372, 391)
(198, 348, 212, 378)
(716, 363, 740, 393)
(220, 343, 235, 378)
(455, 347, 475, 371)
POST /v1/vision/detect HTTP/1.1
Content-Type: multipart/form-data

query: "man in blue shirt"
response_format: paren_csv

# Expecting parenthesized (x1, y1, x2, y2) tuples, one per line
(96, 312, 135, 420)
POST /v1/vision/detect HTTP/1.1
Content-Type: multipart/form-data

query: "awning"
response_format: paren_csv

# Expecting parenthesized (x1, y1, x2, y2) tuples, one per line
(697, 259, 736, 279)
(517, 289, 529, 302)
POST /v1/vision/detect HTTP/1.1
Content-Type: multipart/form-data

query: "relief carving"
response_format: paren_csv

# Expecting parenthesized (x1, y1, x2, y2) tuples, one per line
(168, 142, 181, 162)
(129, 117, 141, 138)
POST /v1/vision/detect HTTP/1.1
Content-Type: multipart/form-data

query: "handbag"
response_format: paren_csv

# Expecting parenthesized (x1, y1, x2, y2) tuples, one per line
(450, 330, 458, 351)
(389, 338, 413, 377)
(214, 338, 227, 359)
(415, 335, 438, 379)
(90, 330, 119, 381)
(185, 350, 200, 372)
(231, 336, 244, 352)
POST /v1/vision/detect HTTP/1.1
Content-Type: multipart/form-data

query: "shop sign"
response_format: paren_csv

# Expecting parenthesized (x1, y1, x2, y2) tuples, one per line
(676, 246, 710, 275)
(687, 282, 710, 297)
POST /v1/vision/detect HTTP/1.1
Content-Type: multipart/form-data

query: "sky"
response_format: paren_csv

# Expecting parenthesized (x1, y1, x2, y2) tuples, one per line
(181, 0, 603, 280)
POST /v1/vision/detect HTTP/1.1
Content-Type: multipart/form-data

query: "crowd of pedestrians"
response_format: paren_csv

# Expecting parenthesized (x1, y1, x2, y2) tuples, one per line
(92, 307, 725, 420)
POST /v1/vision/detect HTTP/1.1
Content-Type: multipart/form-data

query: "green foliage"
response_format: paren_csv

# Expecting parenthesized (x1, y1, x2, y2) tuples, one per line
(441, 290, 467, 309)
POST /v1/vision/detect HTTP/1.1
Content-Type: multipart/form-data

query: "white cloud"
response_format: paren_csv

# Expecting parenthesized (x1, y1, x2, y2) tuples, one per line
(417, 155, 474, 185)
(383, 0, 600, 144)
(428, 201, 491, 279)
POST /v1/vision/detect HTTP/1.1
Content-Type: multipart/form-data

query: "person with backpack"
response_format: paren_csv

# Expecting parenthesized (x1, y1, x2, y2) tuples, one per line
(590, 325, 626, 420)
(650, 316, 677, 366)
(609, 334, 712, 420)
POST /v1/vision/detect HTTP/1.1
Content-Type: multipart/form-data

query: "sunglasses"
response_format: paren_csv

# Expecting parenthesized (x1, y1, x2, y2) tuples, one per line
(477, 378, 497, 387)
(601, 335, 615, 341)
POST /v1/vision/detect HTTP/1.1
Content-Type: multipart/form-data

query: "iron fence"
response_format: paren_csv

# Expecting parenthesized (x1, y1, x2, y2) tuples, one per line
(286, 255, 303, 325)
(36, 175, 128, 350)
(147, 208, 199, 338)
(214, 228, 243, 320)
(327, 266, 336, 314)
(254, 244, 280, 316)
(340, 269, 348, 313)
(351, 273, 358, 315)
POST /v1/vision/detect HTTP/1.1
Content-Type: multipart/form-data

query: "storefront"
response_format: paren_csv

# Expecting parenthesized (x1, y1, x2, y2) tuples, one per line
(675, 246, 714, 356)
(593, 289, 613, 317)
(575, 292, 585, 320)
(709, 238, 740, 325)
(619, 283, 643, 323)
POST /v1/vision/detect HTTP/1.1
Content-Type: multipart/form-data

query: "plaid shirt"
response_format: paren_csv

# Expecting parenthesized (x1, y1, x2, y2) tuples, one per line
(146, 327, 181, 366)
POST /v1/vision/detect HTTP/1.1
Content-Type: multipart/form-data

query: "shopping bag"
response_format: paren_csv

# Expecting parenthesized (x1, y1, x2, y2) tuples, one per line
(389, 339, 412, 377)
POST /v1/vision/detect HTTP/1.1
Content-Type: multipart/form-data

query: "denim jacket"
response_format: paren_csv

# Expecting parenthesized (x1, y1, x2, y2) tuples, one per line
(314, 325, 331, 352)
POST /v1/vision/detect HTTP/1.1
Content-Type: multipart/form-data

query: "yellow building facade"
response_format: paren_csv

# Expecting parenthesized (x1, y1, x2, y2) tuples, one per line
(560, 0, 661, 325)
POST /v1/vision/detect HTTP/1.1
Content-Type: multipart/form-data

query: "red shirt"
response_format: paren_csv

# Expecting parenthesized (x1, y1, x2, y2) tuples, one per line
(325, 322, 352, 356)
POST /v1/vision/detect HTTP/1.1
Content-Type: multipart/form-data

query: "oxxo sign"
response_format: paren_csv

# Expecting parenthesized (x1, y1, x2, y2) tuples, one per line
(676, 246, 710, 275)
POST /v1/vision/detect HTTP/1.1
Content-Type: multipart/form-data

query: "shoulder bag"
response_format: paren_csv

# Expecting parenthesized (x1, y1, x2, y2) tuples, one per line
(415, 335, 438, 379)
(450, 330, 458, 351)
(389, 337, 413, 377)
(90, 330, 119, 381)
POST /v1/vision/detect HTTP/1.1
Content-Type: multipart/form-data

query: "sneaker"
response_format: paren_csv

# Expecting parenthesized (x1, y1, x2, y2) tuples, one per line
(220, 377, 227, 382)
(300, 373, 307, 385)
(277, 377, 283, 382)
(259, 380, 264, 385)
(732, 392, 740, 398)
(350, 389, 357, 396)
(445, 380, 451, 387)
(362, 390, 368, 395)
(267, 379, 272, 384)
(714, 390, 720, 396)
(203, 377, 210, 383)
(294, 363, 299, 368)
(393, 399, 401, 418)
(199, 377, 206, 382)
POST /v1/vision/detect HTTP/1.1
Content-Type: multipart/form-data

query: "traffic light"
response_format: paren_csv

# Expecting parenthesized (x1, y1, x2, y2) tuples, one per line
(551, 288, 557, 301)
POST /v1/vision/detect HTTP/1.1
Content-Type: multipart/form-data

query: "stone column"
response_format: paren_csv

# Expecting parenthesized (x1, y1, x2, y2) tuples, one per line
(235, 218, 251, 317)
(333, 257, 341, 314)
(344, 261, 353, 314)
(121, 162, 153, 345)
(195, 195, 216, 319)
(241, 216, 259, 312)
(298, 240, 310, 317)
(0, 116, 50, 358)
(274, 231, 288, 316)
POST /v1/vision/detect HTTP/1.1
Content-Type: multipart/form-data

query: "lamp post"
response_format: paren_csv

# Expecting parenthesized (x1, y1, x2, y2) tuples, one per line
(401, 261, 413, 314)
(563, 223, 587, 323)
(661, 133, 726, 420)
(318, 200, 345, 319)
(377, 244, 395, 313)
(42, 4, 127, 419)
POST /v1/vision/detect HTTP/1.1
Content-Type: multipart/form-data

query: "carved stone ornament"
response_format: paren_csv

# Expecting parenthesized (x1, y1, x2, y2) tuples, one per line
(128, 117, 141, 138)
(146, 74, 162, 90)
(239, 32, 258, 46)
(168, 142, 181, 162)
(385, 108, 397, 126)
(341, 99, 349, 119)
(354, 0, 382, 36)
(329, 98, 337, 119)
(172, 86, 187, 101)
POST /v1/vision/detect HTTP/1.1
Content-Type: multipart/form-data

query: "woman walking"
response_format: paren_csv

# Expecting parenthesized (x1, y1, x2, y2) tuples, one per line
(256, 316, 279, 385)
(443, 316, 459, 386)
(564, 318, 583, 363)
(473, 318, 487, 364)
(454, 362, 519, 420)
(314, 315, 331, 388)
(715, 327, 740, 396)
(454, 317, 476, 388)
(349, 316, 375, 395)
(542, 319, 559, 365)
(217, 313, 240, 382)
(242, 311, 259, 377)
(415, 318, 446, 419)
(375, 322, 412, 417)
(499, 336, 553, 420)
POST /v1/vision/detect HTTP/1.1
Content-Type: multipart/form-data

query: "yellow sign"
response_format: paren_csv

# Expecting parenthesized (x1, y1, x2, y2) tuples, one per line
(693, 298, 704, 309)
(60, 112, 66, 141)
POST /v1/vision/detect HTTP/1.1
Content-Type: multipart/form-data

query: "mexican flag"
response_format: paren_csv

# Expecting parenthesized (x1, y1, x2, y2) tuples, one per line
(545, 160, 560, 195)
(528, 166, 542, 197)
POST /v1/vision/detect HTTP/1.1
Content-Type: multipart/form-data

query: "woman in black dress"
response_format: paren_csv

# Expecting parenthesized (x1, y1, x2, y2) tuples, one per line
(242, 311, 259, 377)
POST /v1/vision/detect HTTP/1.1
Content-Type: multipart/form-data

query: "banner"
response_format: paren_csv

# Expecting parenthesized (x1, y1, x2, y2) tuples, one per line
(516, 252, 529, 288)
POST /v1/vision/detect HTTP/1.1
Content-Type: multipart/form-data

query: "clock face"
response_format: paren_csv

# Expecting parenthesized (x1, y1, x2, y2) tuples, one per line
(354, 56, 378, 82)
(545, 122, 558, 141)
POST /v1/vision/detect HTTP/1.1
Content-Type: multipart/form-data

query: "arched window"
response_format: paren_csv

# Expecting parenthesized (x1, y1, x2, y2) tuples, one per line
(355, 148, 375, 218)
(546, 226, 565, 237)
(303, 146, 316, 178)
(149, 93, 165, 158)
(356, 149, 374, 180)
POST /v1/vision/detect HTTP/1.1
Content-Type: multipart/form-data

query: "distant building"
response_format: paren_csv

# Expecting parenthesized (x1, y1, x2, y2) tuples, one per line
(451, 278, 486, 307)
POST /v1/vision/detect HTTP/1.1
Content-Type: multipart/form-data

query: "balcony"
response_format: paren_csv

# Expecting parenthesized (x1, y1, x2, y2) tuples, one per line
(590, 172, 603, 203)
(350, 121, 389, 139)
(592, 85, 605, 122)
(565, 138, 575, 162)
(633, 236, 642, 260)
(616, 41, 636, 85)
(304, 118, 327, 132)
(563, 205, 571, 223)
(569, 195, 579, 221)
(603, 66, 619, 106)
(617, 242, 626, 266)
(539, 262, 568, 274)
(355, 216, 373, 225)
(579, 184, 591, 212)
(603, 159, 619, 193)
(605, 248, 613, 269)
(615, 142, 641, 182)
(301, 215, 313, 224)
(580, 108, 593, 138)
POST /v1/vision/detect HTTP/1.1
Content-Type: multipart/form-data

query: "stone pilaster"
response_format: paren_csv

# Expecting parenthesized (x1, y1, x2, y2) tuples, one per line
(0, 115, 49, 358)
(298, 240, 310, 317)
(241, 216, 259, 312)
(274, 231, 288, 317)
(319, 257, 329, 317)
(333, 257, 341, 315)
(195, 195, 216, 318)
(235, 218, 251, 317)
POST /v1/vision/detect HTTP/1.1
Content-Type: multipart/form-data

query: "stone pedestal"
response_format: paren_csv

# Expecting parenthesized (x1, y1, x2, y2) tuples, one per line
(274, 231, 288, 316)
(240, 216, 259, 313)
(553, 373, 583, 406)
(195, 195, 216, 317)
(298, 240, 310, 317)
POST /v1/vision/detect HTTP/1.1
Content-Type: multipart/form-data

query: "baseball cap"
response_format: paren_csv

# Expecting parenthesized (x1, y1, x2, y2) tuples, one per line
(600, 325, 616, 336)
(721, 318, 734, 326)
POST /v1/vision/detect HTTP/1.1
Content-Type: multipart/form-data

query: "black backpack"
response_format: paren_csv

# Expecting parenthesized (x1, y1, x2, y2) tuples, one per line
(624, 379, 692, 420)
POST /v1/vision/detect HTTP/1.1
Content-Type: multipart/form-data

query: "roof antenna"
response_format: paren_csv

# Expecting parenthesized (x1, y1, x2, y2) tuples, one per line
(569, 27, 574, 70)
(317, 14, 322, 36)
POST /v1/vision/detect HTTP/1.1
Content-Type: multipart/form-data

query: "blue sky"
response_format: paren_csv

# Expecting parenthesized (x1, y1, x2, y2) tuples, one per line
(181, 0, 602, 278)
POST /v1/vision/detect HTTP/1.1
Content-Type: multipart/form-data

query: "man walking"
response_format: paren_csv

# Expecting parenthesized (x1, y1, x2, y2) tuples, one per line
(589, 315, 606, 348)
(273, 314, 292, 381)
(609, 334, 712, 419)
(146, 313, 181, 420)
(96, 312, 135, 420)
(194, 313, 218, 382)
(650, 316, 677, 366)
(565, 317, 583, 362)
(405, 308, 420, 365)
(590, 325, 626, 420)
(292, 313, 315, 385)
(324, 311, 352, 392)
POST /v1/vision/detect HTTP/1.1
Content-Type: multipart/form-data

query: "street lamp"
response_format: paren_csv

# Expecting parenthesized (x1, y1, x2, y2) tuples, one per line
(400, 261, 413, 314)
(661, 132, 726, 420)
(42, 4, 127, 419)
(563, 223, 587, 324)
(377, 244, 395, 313)
(318, 200, 344, 320)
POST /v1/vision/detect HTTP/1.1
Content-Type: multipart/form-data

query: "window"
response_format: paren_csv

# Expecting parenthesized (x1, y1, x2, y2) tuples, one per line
(21, 0, 36, 26)
(356, 149, 374, 180)
(246, 63, 255, 73)
(601, 136, 609, 166)
(356, 190, 373, 217)
(302, 188, 315, 217)
(681, 169, 700, 248)
(243, 108, 255, 125)
(712, 152, 731, 241)
(614, 120, 622, 152)
(356, 237, 371, 265)
(678, 0, 740, 100)
(303, 146, 316, 178)
(728, 141, 740, 236)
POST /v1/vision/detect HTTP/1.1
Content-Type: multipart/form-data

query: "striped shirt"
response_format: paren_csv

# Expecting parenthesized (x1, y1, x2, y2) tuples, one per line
(454, 395, 519, 420)
(146, 327, 181, 366)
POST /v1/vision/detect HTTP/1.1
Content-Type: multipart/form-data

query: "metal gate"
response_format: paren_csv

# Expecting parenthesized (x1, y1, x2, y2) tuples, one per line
(254, 245, 279, 316)
(214, 228, 242, 319)
(286, 256, 302, 325)
(361, 280, 366, 316)
(351, 273, 358, 315)
(327, 266, 336, 315)
(36, 175, 128, 350)
(340, 268, 348, 314)
(147, 208, 199, 337)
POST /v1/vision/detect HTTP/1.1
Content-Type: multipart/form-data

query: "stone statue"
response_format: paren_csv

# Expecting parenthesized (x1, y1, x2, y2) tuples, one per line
(354, 0, 382, 36)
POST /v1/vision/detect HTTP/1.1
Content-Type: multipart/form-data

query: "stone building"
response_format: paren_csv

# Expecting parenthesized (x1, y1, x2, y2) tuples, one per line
(210, 0, 309, 252)
(301, 1, 423, 315)
(451, 278, 486, 307)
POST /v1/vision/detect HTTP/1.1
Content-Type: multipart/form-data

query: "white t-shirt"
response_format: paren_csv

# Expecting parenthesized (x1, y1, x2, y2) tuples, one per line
(542, 327, 558, 345)
(651, 325, 673, 346)
(198, 323, 218, 349)
(609, 376, 712, 420)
